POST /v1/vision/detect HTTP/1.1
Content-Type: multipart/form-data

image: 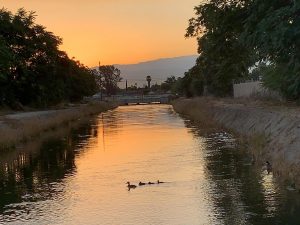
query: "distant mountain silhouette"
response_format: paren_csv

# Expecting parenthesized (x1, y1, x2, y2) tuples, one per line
(114, 55, 198, 88)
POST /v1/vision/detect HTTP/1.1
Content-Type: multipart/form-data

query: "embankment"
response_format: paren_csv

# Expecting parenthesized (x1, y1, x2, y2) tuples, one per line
(0, 101, 117, 150)
(173, 97, 300, 187)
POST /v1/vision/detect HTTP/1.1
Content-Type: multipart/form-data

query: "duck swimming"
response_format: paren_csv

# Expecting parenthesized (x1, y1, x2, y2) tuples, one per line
(139, 181, 146, 186)
(148, 182, 155, 185)
(157, 180, 165, 184)
(126, 182, 137, 189)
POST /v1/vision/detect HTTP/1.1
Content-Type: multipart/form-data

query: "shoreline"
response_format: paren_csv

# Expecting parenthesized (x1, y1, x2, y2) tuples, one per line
(0, 101, 118, 151)
(172, 97, 300, 190)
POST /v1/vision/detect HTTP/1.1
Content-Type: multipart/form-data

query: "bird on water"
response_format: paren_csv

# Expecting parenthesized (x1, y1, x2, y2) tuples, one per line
(139, 181, 146, 186)
(126, 182, 137, 189)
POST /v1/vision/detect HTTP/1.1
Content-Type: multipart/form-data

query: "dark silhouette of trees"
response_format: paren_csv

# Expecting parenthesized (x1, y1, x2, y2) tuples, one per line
(185, 0, 254, 97)
(0, 8, 97, 108)
(97, 65, 122, 96)
(184, 0, 300, 100)
(146, 75, 151, 89)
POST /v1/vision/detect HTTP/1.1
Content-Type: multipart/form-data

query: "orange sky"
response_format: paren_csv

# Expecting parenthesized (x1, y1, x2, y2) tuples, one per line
(3, 0, 200, 67)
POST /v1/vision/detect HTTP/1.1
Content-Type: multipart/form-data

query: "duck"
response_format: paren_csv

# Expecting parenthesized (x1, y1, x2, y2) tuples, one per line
(266, 161, 272, 174)
(126, 182, 137, 189)
(157, 180, 165, 184)
(139, 181, 146, 186)
(148, 182, 155, 185)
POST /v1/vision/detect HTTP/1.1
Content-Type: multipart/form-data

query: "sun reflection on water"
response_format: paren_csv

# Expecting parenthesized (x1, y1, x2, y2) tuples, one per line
(0, 105, 300, 225)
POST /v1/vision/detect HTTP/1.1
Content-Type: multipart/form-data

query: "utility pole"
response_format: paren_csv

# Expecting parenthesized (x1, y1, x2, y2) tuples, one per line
(98, 61, 102, 101)
(126, 79, 128, 92)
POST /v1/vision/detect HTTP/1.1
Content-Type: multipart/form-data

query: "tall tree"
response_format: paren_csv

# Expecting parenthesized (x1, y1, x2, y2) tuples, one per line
(97, 65, 122, 96)
(242, 0, 300, 99)
(185, 0, 255, 96)
(0, 8, 98, 107)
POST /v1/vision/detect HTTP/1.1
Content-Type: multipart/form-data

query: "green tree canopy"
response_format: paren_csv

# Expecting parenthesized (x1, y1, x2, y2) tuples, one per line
(242, 0, 300, 99)
(0, 8, 97, 107)
(184, 0, 300, 100)
(185, 0, 255, 96)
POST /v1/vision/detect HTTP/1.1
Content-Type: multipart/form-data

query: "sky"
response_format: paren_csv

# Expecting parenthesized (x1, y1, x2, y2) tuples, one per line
(2, 0, 200, 67)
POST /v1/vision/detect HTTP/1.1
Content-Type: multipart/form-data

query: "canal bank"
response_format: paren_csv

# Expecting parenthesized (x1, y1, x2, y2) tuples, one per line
(0, 101, 118, 151)
(172, 97, 300, 189)
(1, 104, 300, 225)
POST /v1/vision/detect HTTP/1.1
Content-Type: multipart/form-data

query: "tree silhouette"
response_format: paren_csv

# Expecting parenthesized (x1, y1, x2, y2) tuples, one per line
(0, 8, 97, 107)
(97, 65, 122, 96)
(146, 75, 151, 89)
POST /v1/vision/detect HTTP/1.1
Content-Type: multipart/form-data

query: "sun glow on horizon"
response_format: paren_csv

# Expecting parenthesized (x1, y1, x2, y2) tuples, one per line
(3, 0, 199, 67)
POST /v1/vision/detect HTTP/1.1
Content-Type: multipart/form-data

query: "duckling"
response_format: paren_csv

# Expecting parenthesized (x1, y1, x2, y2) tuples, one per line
(139, 181, 146, 186)
(266, 161, 272, 174)
(148, 182, 155, 185)
(126, 182, 137, 189)
(157, 180, 165, 184)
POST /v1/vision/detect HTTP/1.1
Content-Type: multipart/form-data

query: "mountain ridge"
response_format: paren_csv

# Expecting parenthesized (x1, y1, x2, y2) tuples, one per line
(113, 55, 198, 88)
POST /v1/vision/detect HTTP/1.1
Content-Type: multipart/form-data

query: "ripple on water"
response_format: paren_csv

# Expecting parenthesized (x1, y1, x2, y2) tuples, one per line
(1, 105, 300, 225)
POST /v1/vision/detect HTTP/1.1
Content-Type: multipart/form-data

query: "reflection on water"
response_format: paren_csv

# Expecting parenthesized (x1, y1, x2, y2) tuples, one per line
(0, 105, 299, 225)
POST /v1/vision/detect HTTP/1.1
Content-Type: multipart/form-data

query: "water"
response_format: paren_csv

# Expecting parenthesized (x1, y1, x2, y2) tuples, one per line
(0, 105, 300, 225)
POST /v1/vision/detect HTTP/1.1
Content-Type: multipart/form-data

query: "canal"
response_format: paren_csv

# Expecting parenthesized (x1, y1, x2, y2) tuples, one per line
(0, 105, 299, 225)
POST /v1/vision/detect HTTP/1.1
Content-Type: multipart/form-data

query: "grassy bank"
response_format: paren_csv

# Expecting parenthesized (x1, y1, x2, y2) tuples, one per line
(172, 97, 300, 189)
(0, 101, 117, 151)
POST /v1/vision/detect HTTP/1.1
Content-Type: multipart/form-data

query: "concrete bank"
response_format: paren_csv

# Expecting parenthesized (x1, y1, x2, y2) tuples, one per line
(172, 97, 300, 187)
(0, 101, 118, 150)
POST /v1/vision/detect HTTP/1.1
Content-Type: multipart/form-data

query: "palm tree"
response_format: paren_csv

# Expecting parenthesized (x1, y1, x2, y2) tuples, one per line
(146, 75, 152, 89)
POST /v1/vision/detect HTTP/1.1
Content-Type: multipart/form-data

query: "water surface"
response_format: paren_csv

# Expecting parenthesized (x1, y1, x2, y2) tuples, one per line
(0, 105, 299, 225)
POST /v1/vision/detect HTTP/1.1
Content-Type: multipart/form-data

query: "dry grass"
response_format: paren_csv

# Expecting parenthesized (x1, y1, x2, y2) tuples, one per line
(0, 101, 117, 151)
(172, 97, 300, 189)
(172, 97, 218, 129)
(246, 133, 268, 159)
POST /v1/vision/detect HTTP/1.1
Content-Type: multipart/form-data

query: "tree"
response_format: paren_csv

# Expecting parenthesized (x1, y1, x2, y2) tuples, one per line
(180, 65, 204, 97)
(185, 0, 255, 96)
(0, 8, 98, 107)
(161, 76, 177, 92)
(97, 65, 122, 96)
(241, 0, 300, 99)
(146, 75, 151, 89)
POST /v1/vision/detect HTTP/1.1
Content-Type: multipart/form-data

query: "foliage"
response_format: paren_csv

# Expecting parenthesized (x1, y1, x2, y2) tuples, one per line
(161, 76, 176, 92)
(146, 75, 151, 88)
(97, 65, 122, 96)
(185, 0, 300, 100)
(180, 65, 204, 97)
(185, 0, 255, 97)
(0, 8, 97, 108)
(242, 0, 300, 99)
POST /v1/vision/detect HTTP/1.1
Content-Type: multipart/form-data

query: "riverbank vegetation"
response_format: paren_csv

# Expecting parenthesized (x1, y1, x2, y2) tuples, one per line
(176, 0, 300, 100)
(0, 101, 117, 151)
(0, 8, 98, 108)
(172, 97, 300, 187)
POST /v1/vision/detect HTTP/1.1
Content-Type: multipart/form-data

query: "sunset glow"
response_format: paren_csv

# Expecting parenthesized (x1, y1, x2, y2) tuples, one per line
(3, 0, 199, 66)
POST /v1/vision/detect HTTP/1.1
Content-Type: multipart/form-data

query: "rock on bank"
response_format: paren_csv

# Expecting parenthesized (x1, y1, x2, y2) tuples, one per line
(172, 98, 300, 186)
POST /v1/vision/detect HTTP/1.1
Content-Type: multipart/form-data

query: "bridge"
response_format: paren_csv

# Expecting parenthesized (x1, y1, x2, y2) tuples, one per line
(103, 94, 171, 105)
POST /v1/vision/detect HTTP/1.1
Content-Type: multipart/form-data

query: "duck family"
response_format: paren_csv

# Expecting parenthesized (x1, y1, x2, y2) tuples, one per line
(126, 180, 166, 189)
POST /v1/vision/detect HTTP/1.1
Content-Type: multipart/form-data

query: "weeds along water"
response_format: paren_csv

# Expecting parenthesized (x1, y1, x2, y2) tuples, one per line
(0, 102, 117, 151)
